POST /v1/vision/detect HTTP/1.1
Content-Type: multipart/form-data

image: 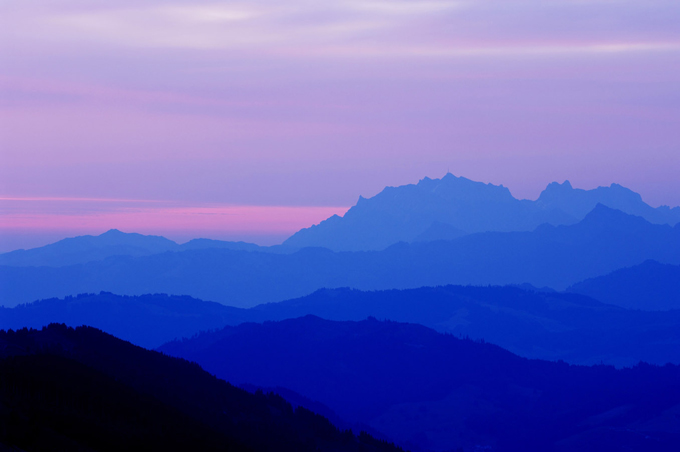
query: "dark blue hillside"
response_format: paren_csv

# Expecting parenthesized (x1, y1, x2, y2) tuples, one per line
(159, 316, 680, 452)
(3, 285, 680, 365)
(251, 285, 680, 366)
(568, 260, 680, 310)
(0, 292, 250, 348)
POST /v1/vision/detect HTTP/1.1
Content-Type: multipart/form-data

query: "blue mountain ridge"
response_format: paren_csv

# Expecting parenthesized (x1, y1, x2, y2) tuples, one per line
(4, 286, 680, 366)
(1, 205, 679, 307)
(284, 174, 680, 251)
(0, 229, 273, 268)
(568, 260, 680, 310)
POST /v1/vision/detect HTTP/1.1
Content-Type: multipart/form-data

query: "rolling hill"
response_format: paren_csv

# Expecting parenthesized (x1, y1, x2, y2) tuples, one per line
(159, 316, 680, 452)
(4, 285, 680, 366)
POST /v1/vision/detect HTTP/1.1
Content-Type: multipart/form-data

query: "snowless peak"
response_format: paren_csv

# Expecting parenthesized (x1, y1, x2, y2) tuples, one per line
(101, 229, 124, 235)
(545, 180, 573, 191)
(581, 203, 643, 225)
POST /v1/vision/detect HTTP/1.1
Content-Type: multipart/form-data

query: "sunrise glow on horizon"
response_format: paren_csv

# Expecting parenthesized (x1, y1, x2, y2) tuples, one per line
(0, 196, 349, 251)
(2, 0, 679, 251)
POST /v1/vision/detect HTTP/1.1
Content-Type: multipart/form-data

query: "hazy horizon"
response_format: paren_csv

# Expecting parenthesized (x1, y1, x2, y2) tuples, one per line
(2, 173, 679, 253)
(2, 0, 679, 250)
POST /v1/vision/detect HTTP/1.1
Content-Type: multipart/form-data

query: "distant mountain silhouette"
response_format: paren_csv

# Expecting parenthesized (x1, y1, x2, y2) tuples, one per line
(0, 229, 269, 267)
(0, 229, 177, 267)
(0, 324, 404, 452)
(568, 260, 680, 310)
(283, 174, 680, 251)
(179, 237, 265, 252)
(537, 180, 680, 224)
(5, 286, 680, 366)
(2, 205, 678, 307)
(159, 316, 680, 452)
(284, 174, 574, 251)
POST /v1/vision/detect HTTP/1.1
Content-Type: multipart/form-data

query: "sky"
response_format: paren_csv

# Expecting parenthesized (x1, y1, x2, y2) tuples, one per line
(1, 0, 679, 251)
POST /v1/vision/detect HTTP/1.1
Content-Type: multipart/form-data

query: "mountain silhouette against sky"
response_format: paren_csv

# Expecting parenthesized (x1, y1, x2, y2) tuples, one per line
(2, 205, 678, 308)
(537, 180, 680, 224)
(159, 315, 680, 451)
(284, 174, 680, 251)
(0, 229, 269, 267)
(3, 176, 678, 263)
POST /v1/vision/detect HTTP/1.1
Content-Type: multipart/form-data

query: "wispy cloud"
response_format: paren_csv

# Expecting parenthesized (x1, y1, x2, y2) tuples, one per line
(0, 197, 349, 236)
(2, 0, 680, 233)
(0, 196, 159, 203)
(5, 1, 678, 56)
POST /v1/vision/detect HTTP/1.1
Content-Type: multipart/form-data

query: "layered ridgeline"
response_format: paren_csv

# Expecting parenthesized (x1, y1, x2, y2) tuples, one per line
(2, 205, 680, 307)
(4, 287, 680, 366)
(284, 174, 680, 251)
(0, 229, 270, 268)
(2, 176, 678, 269)
(159, 316, 680, 452)
(0, 324, 403, 452)
(568, 260, 680, 311)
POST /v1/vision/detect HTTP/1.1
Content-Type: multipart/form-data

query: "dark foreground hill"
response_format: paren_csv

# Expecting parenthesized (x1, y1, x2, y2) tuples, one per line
(2, 205, 680, 308)
(4, 286, 680, 365)
(159, 316, 680, 452)
(568, 260, 680, 310)
(0, 324, 404, 452)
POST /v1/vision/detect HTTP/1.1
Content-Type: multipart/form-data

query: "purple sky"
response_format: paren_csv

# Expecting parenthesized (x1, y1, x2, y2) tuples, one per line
(1, 0, 679, 251)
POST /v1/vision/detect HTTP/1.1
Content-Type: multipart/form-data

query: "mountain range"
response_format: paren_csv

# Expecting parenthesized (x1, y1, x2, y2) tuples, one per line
(159, 315, 680, 452)
(3, 175, 680, 451)
(2, 177, 678, 268)
(2, 205, 679, 307)
(284, 175, 680, 251)
(0, 229, 270, 268)
(4, 286, 680, 366)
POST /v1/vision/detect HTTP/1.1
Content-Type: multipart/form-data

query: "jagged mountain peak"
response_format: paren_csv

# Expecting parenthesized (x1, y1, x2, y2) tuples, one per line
(284, 175, 570, 251)
(283, 175, 680, 252)
(415, 173, 514, 200)
(541, 180, 573, 194)
(101, 228, 124, 235)
(537, 180, 647, 211)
